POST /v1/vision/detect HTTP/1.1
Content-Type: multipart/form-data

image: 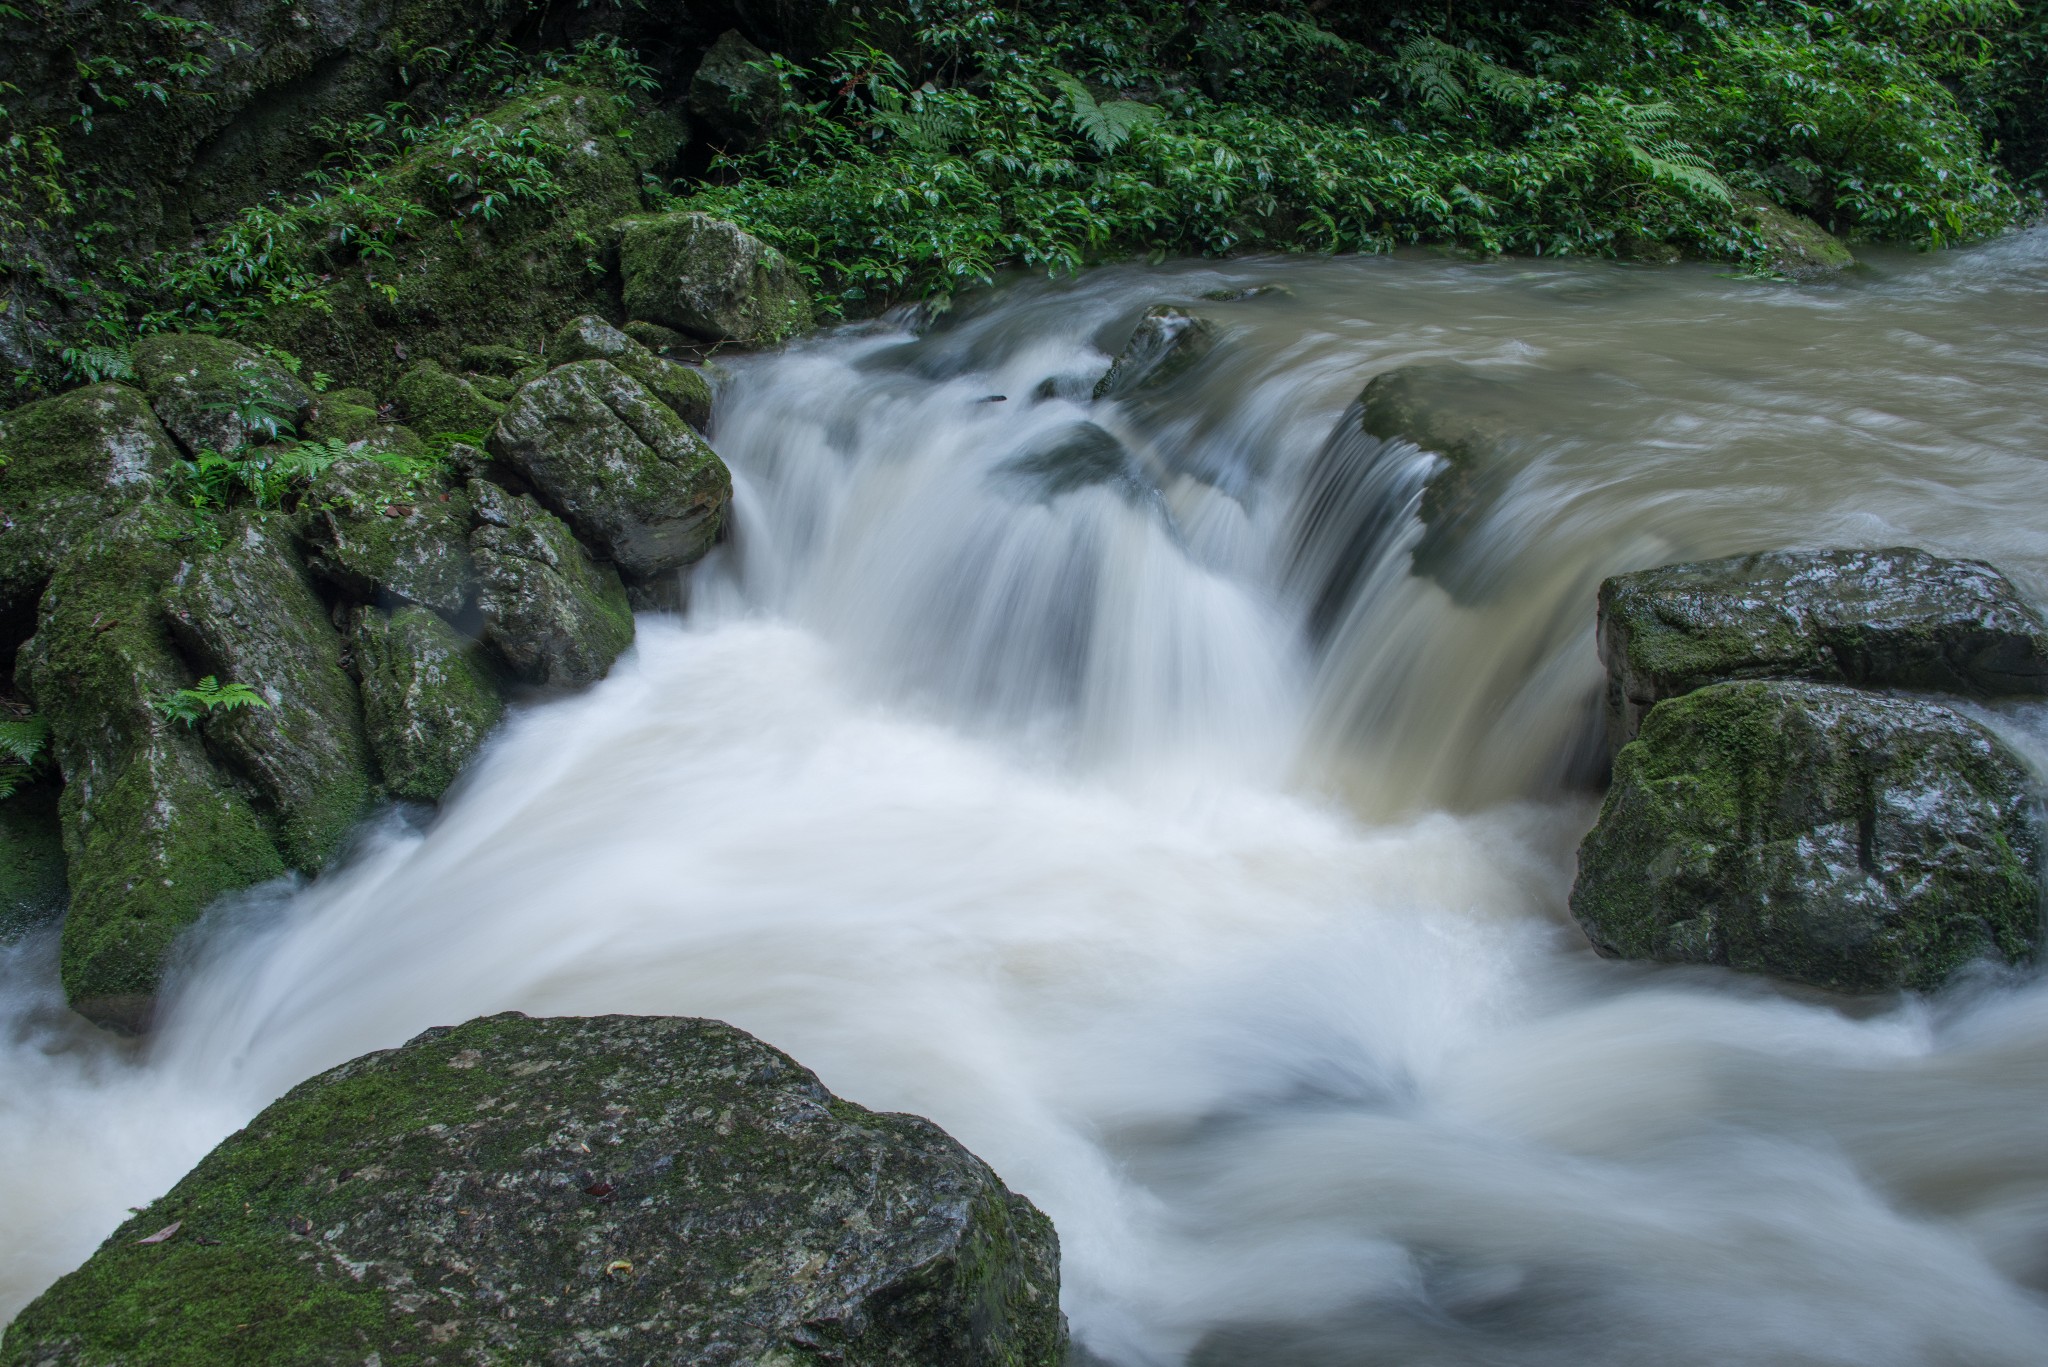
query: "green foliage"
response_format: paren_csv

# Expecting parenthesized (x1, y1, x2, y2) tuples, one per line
(152, 677, 271, 729)
(0, 715, 49, 800)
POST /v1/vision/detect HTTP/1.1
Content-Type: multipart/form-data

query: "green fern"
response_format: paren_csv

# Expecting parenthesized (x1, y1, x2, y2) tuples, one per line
(870, 85, 969, 153)
(1048, 71, 1162, 155)
(0, 716, 48, 801)
(1609, 101, 1733, 203)
(153, 677, 272, 728)
(1394, 37, 1537, 116)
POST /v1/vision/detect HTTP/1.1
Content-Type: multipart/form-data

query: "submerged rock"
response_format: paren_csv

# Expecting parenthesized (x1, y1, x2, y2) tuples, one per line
(18, 517, 286, 1030)
(492, 359, 731, 579)
(1571, 680, 2040, 993)
(551, 314, 714, 431)
(997, 422, 1153, 504)
(617, 211, 814, 347)
(164, 516, 376, 872)
(303, 456, 478, 618)
(0, 383, 182, 622)
(131, 334, 312, 453)
(470, 483, 634, 687)
(1093, 305, 1217, 399)
(353, 605, 505, 804)
(688, 29, 784, 151)
(1599, 547, 2048, 745)
(1736, 193, 1855, 280)
(1, 1012, 1064, 1367)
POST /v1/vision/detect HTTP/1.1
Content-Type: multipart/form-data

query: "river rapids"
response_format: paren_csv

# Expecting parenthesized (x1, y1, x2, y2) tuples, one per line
(5, 234, 2048, 1365)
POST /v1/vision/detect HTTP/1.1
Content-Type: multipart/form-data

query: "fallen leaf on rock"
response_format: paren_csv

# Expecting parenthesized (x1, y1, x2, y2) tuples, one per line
(584, 1182, 615, 1198)
(604, 1259, 632, 1277)
(136, 1221, 181, 1245)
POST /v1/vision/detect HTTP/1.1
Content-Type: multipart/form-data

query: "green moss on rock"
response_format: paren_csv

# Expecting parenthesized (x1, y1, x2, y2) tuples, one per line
(303, 457, 477, 617)
(392, 360, 505, 439)
(470, 482, 634, 687)
(131, 335, 312, 454)
(617, 211, 815, 347)
(550, 315, 714, 430)
(1736, 193, 1856, 280)
(0, 785, 69, 942)
(0, 1012, 1065, 1367)
(300, 387, 383, 443)
(17, 515, 285, 1029)
(353, 605, 504, 804)
(1569, 679, 2042, 993)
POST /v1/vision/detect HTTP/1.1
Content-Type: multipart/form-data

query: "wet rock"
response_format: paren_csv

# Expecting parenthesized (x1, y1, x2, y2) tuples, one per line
(470, 483, 635, 687)
(997, 422, 1153, 503)
(1737, 193, 1855, 280)
(617, 211, 815, 347)
(1093, 306, 1217, 399)
(491, 359, 731, 579)
(303, 456, 478, 618)
(131, 334, 312, 453)
(164, 515, 376, 872)
(0, 785, 69, 943)
(688, 29, 785, 151)
(550, 315, 714, 430)
(392, 360, 506, 439)
(0, 383, 181, 622)
(1, 1012, 1065, 1367)
(1570, 680, 2041, 993)
(18, 516, 286, 1031)
(353, 605, 505, 804)
(1599, 547, 2048, 746)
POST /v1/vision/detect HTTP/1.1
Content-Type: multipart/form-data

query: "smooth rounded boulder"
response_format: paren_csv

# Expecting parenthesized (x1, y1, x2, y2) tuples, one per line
(1570, 679, 2041, 993)
(0, 1012, 1065, 1367)
(617, 211, 814, 347)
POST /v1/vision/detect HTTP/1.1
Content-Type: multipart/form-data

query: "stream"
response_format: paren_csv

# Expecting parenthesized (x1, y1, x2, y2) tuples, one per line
(5, 233, 2048, 1364)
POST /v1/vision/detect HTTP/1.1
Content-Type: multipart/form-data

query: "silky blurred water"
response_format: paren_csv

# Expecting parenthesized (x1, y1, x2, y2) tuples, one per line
(4, 233, 2047, 1364)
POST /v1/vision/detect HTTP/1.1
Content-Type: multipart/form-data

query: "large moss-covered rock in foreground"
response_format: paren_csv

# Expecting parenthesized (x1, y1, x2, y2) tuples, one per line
(353, 605, 505, 804)
(1570, 680, 2041, 993)
(18, 518, 286, 1030)
(550, 314, 714, 430)
(1599, 547, 2048, 745)
(492, 359, 731, 580)
(303, 456, 478, 617)
(471, 484, 635, 687)
(618, 211, 814, 347)
(0, 384, 182, 622)
(1093, 305, 1217, 400)
(164, 516, 376, 871)
(0, 1013, 1065, 1367)
(131, 334, 313, 454)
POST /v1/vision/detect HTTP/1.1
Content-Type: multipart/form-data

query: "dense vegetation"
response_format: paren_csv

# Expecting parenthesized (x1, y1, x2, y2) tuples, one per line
(2, 0, 2043, 394)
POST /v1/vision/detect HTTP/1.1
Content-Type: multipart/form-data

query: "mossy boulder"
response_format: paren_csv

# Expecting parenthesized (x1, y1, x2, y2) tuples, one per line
(550, 314, 714, 430)
(0, 383, 182, 623)
(470, 483, 634, 687)
(0, 1012, 1064, 1367)
(491, 359, 731, 580)
(300, 387, 383, 443)
(163, 516, 376, 872)
(688, 29, 784, 151)
(1570, 680, 2041, 993)
(1736, 193, 1855, 280)
(617, 211, 815, 347)
(1599, 547, 2048, 746)
(18, 516, 286, 1030)
(303, 457, 478, 617)
(392, 361, 505, 439)
(1093, 305, 1217, 399)
(131, 334, 313, 454)
(353, 605, 505, 804)
(257, 86, 684, 393)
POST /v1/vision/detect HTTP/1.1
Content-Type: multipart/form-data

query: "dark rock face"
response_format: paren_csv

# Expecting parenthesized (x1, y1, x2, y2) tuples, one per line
(0, 384, 182, 622)
(688, 29, 784, 151)
(491, 359, 731, 580)
(131, 334, 313, 454)
(1571, 680, 2041, 993)
(471, 483, 635, 687)
(1093, 306, 1216, 399)
(0, 1013, 1066, 1367)
(353, 605, 504, 804)
(164, 516, 376, 871)
(1598, 547, 2048, 745)
(617, 211, 815, 347)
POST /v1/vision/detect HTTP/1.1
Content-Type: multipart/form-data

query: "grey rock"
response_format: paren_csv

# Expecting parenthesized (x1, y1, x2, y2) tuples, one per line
(164, 514, 376, 871)
(491, 359, 731, 579)
(0, 1013, 1066, 1367)
(1599, 547, 2048, 745)
(1094, 306, 1216, 399)
(997, 422, 1154, 504)
(131, 334, 312, 453)
(617, 211, 815, 347)
(353, 605, 505, 804)
(688, 29, 784, 151)
(303, 456, 478, 617)
(550, 315, 714, 430)
(1736, 193, 1855, 281)
(470, 483, 635, 687)
(1570, 680, 2041, 993)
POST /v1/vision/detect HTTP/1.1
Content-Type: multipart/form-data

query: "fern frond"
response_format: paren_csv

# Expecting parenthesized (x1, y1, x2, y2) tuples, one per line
(0, 717, 47, 767)
(1049, 71, 1160, 154)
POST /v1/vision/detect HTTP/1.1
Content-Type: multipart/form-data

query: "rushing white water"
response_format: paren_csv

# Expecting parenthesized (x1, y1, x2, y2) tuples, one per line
(5, 232, 2048, 1364)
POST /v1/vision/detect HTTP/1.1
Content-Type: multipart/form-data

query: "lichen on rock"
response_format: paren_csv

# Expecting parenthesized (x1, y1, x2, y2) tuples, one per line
(470, 482, 634, 687)
(1570, 679, 2041, 993)
(0, 1012, 1065, 1367)
(303, 456, 478, 618)
(617, 211, 815, 347)
(491, 359, 730, 579)
(1736, 193, 1856, 280)
(131, 334, 312, 454)
(550, 314, 714, 430)
(353, 604, 505, 804)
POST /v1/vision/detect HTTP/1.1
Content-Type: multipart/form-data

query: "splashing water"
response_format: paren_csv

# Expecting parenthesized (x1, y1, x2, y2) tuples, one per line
(5, 235, 2048, 1365)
